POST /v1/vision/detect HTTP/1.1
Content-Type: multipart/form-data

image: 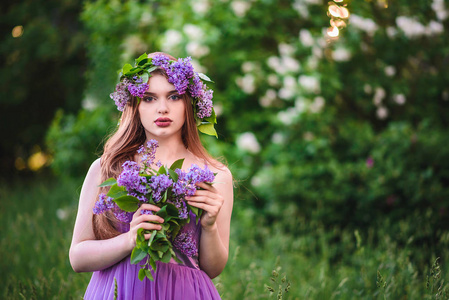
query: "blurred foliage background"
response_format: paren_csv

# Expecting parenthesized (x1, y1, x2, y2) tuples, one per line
(1, 0, 449, 299)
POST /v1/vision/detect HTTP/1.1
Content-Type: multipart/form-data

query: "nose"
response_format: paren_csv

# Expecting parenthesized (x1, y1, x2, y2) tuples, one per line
(157, 98, 169, 114)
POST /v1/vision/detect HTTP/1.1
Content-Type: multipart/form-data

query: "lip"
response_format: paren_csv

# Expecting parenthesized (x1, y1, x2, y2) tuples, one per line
(155, 117, 172, 127)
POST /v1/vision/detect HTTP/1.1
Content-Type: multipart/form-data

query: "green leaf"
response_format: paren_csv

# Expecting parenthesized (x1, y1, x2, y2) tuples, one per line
(168, 168, 178, 182)
(169, 158, 184, 171)
(98, 178, 117, 187)
(106, 184, 127, 198)
(204, 108, 217, 124)
(147, 66, 157, 73)
(145, 269, 154, 281)
(161, 250, 172, 263)
(122, 63, 132, 75)
(166, 203, 179, 217)
(156, 205, 168, 219)
(148, 249, 159, 261)
(170, 225, 181, 239)
(157, 165, 167, 175)
(151, 241, 169, 252)
(190, 206, 199, 216)
(198, 72, 214, 83)
(135, 53, 148, 65)
(171, 249, 182, 263)
(131, 247, 147, 264)
(149, 257, 156, 271)
(138, 268, 146, 281)
(148, 230, 157, 246)
(198, 123, 217, 138)
(140, 73, 149, 84)
(136, 228, 145, 243)
(127, 68, 142, 76)
(137, 58, 149, 66)
(196, 209, 203, 225)
(113, 195, 139, 212)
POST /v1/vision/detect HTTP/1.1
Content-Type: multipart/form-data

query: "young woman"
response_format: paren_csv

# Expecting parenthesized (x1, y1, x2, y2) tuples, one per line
(69, 52, 233, 299)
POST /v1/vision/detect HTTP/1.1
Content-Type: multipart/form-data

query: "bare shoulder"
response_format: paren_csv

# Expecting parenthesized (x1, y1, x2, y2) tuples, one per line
(80, 158, 102, 199)
(87, 158, 102, 182)
(208, 160, 233, 184)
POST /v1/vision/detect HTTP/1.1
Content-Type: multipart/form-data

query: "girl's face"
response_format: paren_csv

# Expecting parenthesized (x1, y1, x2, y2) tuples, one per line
(138, 74, 186, 140)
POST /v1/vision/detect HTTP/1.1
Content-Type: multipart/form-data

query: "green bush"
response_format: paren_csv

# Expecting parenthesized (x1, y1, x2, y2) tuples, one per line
(46, 106, 116, 178)
(46, 0, 449, 240)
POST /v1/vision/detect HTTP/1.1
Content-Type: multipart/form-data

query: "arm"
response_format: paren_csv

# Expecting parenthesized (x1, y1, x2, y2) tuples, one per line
(186, 167, 234, 278)
(69, 159, 164, 273)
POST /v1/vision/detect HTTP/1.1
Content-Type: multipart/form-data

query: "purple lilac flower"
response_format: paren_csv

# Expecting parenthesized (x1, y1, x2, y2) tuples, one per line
(188, 74, 213, 119)
(188, 74, 203, 99)
(163, 57, 194, 95)
(127, 82, 149, 98)
(137, 139, 159, 168)
(169, 197, 189, 219)
(133, 76, 143, 83)
(93, 193, 115, 215)
(149, 174, 173, 203)
(114, 210, 133, 223)
(171, 165, 215, 218)
(137, 195, 147, 202)
(172, 169, 196, 197)
(186, 164, 215, 184)
(151, 54, 170, 69)
(173, 230, 198, 257)
(117, 161, 148, 194)
(196, 91, 213, 118)
(141, 209, 153, 215)
(110, 78, 132, 111)
(153, 55, 194, 95)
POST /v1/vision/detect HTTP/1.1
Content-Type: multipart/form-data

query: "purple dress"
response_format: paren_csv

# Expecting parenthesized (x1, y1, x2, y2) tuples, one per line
(84, 213, 221, 300)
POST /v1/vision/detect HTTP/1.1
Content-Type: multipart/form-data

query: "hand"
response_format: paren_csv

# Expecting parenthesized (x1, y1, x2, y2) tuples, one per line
(127, 203, 164, 249)
(186, 182, 224, 230)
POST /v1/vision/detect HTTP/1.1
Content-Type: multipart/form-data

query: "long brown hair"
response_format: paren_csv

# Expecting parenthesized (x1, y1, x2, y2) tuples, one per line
(93, 52, 219, 240)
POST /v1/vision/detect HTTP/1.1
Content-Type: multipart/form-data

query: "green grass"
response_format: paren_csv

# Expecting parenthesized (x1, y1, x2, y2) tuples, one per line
(1, 178, 448, 299)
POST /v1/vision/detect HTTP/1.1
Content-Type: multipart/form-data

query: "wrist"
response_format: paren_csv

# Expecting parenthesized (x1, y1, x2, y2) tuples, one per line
(201, 222, 218, 233)
(123, 231, 136, 253)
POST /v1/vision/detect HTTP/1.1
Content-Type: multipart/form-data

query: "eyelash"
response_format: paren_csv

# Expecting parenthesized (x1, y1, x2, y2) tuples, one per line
(169, 94, 181, 101)
(143, 96, 155, 102)
(143, 95, 181, 102)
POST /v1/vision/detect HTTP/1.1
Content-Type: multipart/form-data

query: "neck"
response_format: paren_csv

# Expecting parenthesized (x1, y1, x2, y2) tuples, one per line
(147, 134, 189, 165)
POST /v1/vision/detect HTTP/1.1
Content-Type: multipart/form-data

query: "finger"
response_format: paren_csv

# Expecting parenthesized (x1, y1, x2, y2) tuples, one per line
(190, 189, 216, 197)
(185, 195, 213, 204)
(136, 221, 162, 231)
(195, 182, 217, 191)
(139, 203, 161, 212)
(133, 203, 162, 219)
(134, 214, 164, 224)
(187, 194, 223, 206)
(187, 202, 220, 215)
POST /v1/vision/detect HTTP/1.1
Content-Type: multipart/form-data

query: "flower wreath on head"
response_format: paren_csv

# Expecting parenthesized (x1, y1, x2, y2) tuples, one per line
(110, 53, 217, 137)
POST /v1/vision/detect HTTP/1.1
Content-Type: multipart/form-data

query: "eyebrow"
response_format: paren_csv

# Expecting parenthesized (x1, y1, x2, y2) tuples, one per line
(144, 90, 179, 96)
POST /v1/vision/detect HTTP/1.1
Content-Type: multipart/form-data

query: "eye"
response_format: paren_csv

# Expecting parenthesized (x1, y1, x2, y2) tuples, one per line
(169, 94, 181, 101)
(143, 96, 155, 102)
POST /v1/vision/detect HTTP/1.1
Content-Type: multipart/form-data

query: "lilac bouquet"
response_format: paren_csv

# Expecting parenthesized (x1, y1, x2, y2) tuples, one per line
(94, 139, 215, 281)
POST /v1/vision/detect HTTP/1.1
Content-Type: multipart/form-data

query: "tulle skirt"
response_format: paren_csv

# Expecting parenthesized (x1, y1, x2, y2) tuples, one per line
(84, 257, 221, 300)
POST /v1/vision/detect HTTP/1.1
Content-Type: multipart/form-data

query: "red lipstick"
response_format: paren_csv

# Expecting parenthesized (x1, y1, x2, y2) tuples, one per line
(155, 117, 172, 127)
